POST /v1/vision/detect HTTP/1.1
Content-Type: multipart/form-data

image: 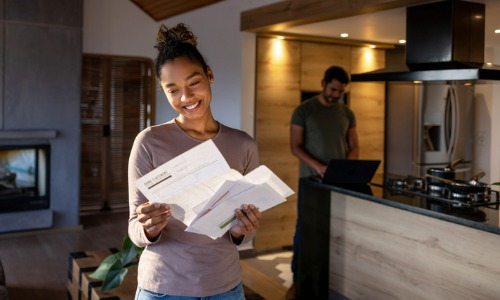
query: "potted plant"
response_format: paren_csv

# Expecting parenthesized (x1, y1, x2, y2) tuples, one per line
(89, 235, 144, 292)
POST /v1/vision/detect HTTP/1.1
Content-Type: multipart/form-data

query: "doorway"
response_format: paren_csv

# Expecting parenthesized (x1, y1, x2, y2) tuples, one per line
(80, 54, 155, 213)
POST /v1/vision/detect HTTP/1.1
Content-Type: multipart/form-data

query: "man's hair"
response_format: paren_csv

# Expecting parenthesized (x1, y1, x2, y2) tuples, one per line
(323, 66, 350, 84)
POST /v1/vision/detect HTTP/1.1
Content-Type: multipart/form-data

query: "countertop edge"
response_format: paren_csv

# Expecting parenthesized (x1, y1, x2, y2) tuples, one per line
(303, 178, 500, 236)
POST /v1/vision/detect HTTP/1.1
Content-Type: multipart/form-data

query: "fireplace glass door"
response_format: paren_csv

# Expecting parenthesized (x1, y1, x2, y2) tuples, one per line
(0, 144, 50, 212)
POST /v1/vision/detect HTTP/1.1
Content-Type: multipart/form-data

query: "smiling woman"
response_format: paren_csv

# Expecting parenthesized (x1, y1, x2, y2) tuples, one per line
(127, 23, 263, 300)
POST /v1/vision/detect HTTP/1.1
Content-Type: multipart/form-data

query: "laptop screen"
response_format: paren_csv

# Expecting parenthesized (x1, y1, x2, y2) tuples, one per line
(321, 159, 381, 185)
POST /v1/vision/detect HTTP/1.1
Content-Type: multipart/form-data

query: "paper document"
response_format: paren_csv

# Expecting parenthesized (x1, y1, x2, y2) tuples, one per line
(135, 139, 294, 239)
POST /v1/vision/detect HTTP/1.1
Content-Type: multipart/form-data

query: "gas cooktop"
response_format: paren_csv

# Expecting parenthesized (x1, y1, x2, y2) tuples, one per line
(385, 175, 500, 209)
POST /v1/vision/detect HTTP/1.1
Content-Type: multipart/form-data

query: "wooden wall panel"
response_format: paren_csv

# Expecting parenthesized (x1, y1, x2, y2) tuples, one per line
(254, 37, 387, 251)
(254, 37, 301, 251)
(350, 47, 386, 184)
(300, 43, 351, 91)
(349, 81, 385, 184)
(330, 193, 500, 299)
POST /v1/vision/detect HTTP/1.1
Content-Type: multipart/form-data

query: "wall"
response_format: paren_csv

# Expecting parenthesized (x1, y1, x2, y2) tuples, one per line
(254, 37, 385, 251)
(83, 0, 281, 133)
(0, 0, 83, 232)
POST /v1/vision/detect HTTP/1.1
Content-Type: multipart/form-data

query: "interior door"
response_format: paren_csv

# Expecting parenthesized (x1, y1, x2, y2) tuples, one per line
(80, 54, 155, 213)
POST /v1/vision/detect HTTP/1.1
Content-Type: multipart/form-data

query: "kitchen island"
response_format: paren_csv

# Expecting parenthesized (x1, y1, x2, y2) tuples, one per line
(296, 177, 500, 300)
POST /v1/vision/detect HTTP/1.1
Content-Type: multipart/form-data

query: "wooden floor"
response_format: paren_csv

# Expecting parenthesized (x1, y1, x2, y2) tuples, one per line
(0, 211, 287, 300)
(0, 211, 128, 300)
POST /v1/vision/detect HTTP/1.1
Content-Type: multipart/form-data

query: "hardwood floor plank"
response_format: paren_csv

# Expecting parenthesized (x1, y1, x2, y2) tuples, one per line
(0, 212, 128, 300)
(241, 260, 287, 300)
(0, 211, 282, 300)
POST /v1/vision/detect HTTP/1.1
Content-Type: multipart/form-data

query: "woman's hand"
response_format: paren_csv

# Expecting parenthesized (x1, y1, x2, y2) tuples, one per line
(229, 204, 261, 243)
(136, 202, 171, 240)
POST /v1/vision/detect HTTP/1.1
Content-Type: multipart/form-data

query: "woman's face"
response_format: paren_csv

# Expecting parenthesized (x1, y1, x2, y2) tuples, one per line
(159, 57, 214, 121)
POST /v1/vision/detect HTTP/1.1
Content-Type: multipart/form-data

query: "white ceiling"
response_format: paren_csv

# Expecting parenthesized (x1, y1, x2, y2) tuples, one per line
(279, 0, 500, 49)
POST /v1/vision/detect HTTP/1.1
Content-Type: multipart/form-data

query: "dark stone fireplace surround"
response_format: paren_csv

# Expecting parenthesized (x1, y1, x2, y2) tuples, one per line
(0, 0, 84, 233)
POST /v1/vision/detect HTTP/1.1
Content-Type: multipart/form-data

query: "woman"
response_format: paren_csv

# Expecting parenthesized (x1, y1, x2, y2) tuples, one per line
(128, 23, 261, 300)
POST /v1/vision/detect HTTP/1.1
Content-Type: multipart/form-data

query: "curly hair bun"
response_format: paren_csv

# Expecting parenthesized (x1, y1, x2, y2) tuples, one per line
(155, 23, 197, 51)
(153, 23, 208, 77)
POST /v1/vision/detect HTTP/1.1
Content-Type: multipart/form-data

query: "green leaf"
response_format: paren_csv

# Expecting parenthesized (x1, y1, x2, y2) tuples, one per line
(101, 259, 128, 292)
(491, 182, 500, 186)
(89, 253, 121, 280)
(87, 234, 144, 292)
(120, 235, 139, 265)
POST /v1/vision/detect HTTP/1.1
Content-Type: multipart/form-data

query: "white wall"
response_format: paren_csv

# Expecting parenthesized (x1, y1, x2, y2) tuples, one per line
(83, 0, 281, 135)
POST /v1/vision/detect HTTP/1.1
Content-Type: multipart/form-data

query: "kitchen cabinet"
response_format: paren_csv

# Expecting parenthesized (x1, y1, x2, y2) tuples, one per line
(297, 178, 500, 299)
(254, 37, 385, 251)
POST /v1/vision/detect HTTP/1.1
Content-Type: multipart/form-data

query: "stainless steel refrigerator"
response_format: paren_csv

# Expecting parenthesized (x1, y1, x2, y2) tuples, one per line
(385, 81, 474, 179)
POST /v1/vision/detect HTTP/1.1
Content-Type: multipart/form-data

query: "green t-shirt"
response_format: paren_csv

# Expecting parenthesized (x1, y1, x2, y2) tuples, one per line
(291, 96, 356, 178)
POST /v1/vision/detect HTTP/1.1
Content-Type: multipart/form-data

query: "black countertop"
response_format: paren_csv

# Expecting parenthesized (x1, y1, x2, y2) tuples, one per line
(303, 178, 500, 235)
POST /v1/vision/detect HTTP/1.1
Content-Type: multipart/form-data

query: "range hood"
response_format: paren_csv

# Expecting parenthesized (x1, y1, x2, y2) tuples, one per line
(351, 0, 500, 82)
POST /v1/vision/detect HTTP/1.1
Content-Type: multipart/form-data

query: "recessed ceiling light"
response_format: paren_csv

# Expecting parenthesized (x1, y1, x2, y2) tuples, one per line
(276, 36, 285, 40)
(369, 45, 376, 48)
(399, 39, 406, 44)
(495, 29, 500, 34)
(340, 33, 349, 38)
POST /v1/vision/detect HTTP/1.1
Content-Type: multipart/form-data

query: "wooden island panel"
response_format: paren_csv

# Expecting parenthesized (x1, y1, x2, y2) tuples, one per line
(330, 193, 500, 299)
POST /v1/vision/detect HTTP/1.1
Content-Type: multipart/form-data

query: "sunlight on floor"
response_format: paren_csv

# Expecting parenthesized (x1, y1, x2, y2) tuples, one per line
(253, 251, 293, 288)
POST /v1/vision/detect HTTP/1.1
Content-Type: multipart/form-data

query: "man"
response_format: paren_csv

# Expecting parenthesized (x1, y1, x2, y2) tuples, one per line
(287, 65, 359, 299)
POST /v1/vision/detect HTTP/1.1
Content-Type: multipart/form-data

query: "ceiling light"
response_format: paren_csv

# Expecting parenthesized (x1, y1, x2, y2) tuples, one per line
(276, 36, 285, 40)
(495, 29, 500, 34)
(340, 33, 349, 38)
(369, 45, 376, 48)
(399, 39, 406, 44)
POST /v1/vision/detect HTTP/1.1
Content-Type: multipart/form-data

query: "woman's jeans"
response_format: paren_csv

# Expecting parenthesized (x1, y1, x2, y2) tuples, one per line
(134, 282, 245, 300)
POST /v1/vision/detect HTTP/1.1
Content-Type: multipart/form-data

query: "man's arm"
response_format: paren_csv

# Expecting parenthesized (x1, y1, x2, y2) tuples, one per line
(346, 127, 359, 159)
(290, 124, 327, 177)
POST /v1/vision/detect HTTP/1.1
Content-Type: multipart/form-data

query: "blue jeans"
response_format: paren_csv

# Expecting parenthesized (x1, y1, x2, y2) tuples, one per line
(134, 282, 245, 300)
(291, 182, 302, 284)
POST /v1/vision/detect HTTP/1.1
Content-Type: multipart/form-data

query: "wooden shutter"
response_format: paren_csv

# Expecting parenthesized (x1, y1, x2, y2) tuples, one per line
(80, 54, 155, 213)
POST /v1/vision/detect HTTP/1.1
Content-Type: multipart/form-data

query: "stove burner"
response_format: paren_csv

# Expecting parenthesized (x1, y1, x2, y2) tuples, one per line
(386, 175, 500, 208)
(428, 190, 443, 197)
(450, 192, 469, 199)
(428, 184, 444, 192)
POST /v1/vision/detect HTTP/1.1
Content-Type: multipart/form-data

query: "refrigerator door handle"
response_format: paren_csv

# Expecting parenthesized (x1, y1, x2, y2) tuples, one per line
(447, 86, 460, 159)
(444, 87, 452, 152)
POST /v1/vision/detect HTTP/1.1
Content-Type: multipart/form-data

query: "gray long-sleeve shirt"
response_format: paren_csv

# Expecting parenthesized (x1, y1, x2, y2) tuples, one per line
(128, 120, 259, 297)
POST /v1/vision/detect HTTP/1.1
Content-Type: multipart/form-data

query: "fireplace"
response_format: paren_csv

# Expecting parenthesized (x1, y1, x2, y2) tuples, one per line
(0, 144, 50, 213)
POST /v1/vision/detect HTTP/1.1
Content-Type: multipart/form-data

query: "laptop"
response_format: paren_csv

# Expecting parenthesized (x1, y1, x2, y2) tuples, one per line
(320, 159, 381, 185)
